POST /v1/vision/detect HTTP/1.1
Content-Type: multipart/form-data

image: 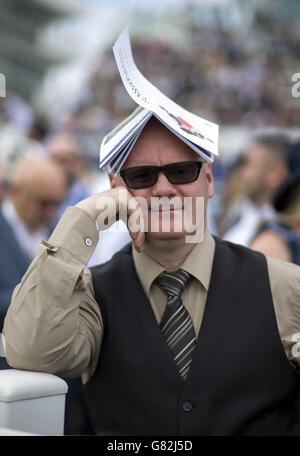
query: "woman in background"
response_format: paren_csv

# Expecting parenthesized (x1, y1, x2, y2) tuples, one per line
(250, 142, 300, 265)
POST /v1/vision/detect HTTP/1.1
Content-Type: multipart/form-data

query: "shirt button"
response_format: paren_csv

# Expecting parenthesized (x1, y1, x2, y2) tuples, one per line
(85, 238, 93, 247)
(182, 401, 193, 412)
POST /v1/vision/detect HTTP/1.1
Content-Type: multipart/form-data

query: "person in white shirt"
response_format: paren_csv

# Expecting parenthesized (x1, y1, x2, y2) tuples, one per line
(223, 133, 290, 246)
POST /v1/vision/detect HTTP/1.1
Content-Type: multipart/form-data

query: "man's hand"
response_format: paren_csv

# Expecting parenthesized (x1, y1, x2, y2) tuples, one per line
(76, 186, 145, 252)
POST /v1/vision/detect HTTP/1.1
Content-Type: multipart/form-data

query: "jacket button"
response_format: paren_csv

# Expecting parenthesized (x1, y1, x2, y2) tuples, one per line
(85, 238, 93, 247)
(182, 401, 193, 412)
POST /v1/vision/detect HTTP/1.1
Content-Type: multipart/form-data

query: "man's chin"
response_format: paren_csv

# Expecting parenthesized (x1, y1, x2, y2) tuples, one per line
(145, 229, 188, 242)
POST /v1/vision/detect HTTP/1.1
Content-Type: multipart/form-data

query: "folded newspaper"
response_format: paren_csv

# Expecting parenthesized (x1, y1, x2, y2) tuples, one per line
(99, 27, 219, 174)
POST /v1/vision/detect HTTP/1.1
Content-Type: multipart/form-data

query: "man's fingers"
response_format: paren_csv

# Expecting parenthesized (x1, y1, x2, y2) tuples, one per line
(93, 187, 146, 252)
(95, 193, 119, 231)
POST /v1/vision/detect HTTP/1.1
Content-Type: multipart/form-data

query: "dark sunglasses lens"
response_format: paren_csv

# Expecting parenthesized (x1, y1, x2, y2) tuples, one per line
(124, 167, 157, 188)
(166, 162, 201, 184)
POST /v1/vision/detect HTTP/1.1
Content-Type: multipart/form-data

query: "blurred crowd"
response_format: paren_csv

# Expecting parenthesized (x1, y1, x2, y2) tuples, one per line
(59, 6, 300, 151)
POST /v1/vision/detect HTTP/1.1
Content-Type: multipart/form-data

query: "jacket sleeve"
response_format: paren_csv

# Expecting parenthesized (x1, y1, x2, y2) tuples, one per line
(3, 206, 103, 383)
(266, 255, 300, 375)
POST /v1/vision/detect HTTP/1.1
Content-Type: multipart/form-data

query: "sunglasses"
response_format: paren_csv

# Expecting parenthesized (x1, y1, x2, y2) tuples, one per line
(120, 160, 203, 189)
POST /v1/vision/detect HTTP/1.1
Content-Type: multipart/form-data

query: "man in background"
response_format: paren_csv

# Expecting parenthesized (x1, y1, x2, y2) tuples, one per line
(46, 132, 89, 222)
(0, 156, 66, 367)
(0, 154, 92, 435)
(223, 133, 290, 246)
(0, 156, 67, 331)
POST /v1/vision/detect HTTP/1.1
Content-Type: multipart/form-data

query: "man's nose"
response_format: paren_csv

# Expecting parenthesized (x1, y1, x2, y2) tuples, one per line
(151, 171, 178, 197)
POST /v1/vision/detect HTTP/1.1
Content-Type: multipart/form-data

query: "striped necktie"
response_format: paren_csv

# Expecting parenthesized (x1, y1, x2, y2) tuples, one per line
(155, 269, 196, 381)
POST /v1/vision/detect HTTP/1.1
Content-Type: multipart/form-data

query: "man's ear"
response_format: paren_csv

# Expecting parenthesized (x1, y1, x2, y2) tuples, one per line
(108, 172, 117, 189)
(205, 163, 214, 199)
(108, 172, 125, 189)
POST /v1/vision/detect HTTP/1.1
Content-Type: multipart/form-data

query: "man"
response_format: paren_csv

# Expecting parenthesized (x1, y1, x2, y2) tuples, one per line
(3, 117, 300, 436)
(0, 155, 94, 435)
(46, 132, 89, 221)
(223, 133, 290, 246)
(0, 155, 66, 376)
(0, 155, 67, 332)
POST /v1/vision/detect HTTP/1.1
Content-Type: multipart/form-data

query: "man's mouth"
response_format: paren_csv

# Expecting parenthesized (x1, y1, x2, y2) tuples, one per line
(148, 208, 182, 213)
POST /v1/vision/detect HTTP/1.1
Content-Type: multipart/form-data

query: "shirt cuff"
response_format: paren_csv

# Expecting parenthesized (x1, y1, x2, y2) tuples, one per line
(46, 206, 99, 265)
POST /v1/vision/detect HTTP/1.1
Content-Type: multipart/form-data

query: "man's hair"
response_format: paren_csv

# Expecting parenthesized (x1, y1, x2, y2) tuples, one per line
(279, 181, 300, 227)
(253, 133, 290, 166)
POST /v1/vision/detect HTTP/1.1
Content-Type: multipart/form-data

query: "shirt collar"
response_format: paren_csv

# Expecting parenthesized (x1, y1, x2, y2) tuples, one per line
(2, 199, 25, 231)
(132, 230, 215, 298)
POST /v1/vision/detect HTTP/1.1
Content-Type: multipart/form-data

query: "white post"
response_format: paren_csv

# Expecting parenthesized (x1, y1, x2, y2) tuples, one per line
(0, 369, 68, 435)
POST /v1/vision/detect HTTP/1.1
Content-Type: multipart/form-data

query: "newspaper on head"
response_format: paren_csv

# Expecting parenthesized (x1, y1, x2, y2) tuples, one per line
(100, 27, 219, 174)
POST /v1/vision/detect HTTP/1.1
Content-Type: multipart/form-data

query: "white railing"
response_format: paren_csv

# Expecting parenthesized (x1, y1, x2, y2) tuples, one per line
(0, 335, 68, 436)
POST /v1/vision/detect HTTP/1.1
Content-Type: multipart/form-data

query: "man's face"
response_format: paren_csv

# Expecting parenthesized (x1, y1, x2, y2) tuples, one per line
(48, 135, 81, 186)
(110, 118, 214, 242)
(12, 177, 66, 230)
